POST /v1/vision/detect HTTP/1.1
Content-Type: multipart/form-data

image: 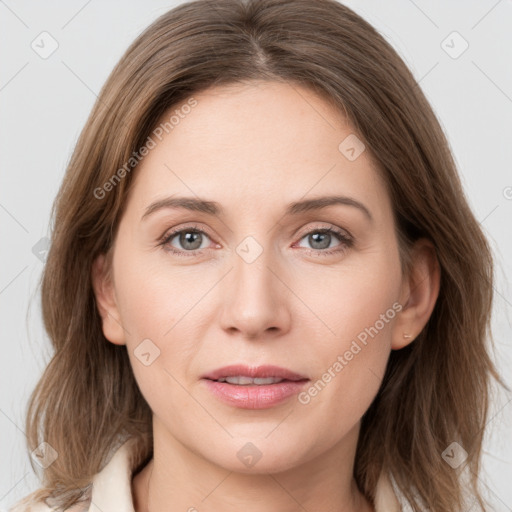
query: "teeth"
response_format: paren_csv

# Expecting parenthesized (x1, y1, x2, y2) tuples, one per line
(217, 376, 284, 385)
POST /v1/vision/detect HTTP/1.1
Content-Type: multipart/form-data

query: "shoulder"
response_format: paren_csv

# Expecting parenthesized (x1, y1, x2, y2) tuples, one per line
(9, 498, 88, 512)
(8, 500, 49, 512)
(374, 471, 403, 512)
(9, 438, 138, 512)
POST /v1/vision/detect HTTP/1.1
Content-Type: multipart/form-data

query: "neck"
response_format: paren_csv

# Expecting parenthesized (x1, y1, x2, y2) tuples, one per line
(132, 420, 374, 512)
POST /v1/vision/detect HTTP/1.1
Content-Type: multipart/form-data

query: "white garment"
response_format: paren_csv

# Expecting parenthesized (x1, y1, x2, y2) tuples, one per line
(11, 438, 402, 511)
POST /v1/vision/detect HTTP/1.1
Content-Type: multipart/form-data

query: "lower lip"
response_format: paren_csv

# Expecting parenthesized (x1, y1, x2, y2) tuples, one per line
(202, 379, 309, 409)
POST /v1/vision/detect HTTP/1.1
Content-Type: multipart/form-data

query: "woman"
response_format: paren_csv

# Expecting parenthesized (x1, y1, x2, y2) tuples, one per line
(11, 0, 504, 511)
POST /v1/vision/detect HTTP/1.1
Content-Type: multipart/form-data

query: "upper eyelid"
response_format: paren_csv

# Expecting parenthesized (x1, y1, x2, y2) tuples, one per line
(297, 223, 351, 238)
(163, 223, 214, 241)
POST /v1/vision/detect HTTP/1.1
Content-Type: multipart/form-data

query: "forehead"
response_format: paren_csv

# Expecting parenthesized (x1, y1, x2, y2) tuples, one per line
(126, 80, 390, 221)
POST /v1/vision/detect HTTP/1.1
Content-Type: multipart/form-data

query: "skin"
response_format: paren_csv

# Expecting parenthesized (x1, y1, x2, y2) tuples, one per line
(92, 80, 440, 512)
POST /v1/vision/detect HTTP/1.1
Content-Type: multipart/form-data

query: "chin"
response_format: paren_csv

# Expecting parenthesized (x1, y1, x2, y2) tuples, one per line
(203, 436, 313, 475)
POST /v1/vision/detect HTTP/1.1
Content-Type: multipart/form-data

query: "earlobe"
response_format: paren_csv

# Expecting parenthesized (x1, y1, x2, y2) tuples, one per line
(391, 239, 441, 350)
(91, 252, 127, 346)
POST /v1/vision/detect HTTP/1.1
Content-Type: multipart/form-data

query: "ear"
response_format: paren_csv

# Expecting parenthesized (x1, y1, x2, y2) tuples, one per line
(391, 238, 441, 350)
(91, 252, 126, 346)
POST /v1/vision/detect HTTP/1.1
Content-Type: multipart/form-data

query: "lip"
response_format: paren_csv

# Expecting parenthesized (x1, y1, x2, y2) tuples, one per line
(201, 364, 308, 381)
(201, 364, 309, 410)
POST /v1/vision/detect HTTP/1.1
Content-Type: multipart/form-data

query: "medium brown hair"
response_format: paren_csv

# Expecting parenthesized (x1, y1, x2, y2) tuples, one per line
(15, 0, 504, 510)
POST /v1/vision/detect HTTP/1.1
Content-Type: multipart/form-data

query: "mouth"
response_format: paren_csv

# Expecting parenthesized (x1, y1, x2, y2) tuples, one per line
(201, 365, 309, 409)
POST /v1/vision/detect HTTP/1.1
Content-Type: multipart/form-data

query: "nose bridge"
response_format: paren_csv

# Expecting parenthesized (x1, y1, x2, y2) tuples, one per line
(219, 235, 290, 337)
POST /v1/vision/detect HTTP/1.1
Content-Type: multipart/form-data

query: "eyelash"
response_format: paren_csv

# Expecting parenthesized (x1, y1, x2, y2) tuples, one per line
(158, 223, 353, 258)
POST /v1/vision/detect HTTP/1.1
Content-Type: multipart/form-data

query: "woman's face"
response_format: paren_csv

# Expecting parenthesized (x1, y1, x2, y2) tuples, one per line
(94, 80, 410, 473)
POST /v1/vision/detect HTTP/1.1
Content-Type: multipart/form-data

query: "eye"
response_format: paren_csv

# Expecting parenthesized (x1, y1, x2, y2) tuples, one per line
(159, 224, 215, 257)
(158, 223, 353, 258)
(294, 225, 353, 256)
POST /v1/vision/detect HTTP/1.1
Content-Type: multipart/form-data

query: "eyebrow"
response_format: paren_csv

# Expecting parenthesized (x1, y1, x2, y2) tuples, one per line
(141, 195, 373, 222)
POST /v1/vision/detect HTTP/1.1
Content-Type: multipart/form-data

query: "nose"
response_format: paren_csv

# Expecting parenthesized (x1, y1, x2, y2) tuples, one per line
(219, 246, 291, 340)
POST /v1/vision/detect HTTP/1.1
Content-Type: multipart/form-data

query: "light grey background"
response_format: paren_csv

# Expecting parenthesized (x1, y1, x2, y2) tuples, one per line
(1, 1, 511, 510)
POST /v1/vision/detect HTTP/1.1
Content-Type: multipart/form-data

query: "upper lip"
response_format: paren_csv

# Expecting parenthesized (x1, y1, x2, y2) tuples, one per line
(202, 364, 308, 381)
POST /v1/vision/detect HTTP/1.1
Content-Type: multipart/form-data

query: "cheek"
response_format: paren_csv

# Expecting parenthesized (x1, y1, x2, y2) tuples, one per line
(295, 305, 393, 450)
(111, 251, 203, 393)
(114, 249, 201, 340)
(294, 247, 401, 346)
(118, 268, 199, 421)
(295, 249, 400, 418)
